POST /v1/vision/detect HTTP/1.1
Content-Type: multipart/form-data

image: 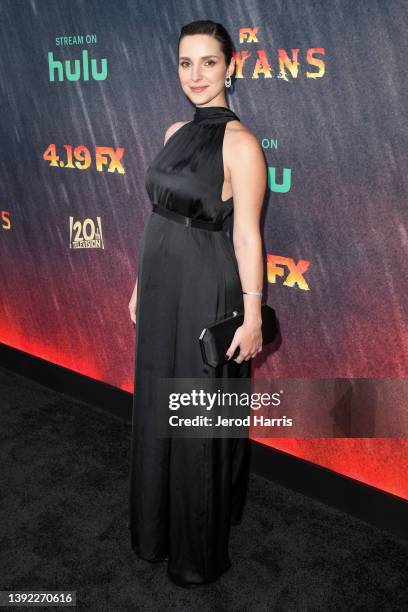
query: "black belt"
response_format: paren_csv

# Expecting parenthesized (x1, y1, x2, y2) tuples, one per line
(152, 204, 223, 231)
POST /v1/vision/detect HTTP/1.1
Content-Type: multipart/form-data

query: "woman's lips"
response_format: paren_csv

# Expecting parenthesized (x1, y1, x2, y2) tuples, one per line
(191, 86, 208, 92)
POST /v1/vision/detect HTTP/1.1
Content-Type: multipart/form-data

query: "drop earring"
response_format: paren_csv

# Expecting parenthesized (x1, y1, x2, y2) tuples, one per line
(225, 74, 232, 88)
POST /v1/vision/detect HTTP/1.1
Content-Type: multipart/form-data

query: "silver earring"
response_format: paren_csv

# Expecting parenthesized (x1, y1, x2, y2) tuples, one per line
(225, 74, 232, 88)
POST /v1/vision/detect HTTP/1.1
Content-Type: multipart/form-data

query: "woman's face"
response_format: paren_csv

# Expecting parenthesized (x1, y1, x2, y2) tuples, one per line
(178, 34, 234, 105)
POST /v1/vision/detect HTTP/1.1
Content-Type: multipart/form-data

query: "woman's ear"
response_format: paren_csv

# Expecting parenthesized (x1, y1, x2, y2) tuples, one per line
(228, 57, 236, 78)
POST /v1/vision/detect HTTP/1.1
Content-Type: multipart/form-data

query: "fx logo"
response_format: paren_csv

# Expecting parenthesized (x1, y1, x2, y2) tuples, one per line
(267, 254, 310, 290)
(239, 28, 259, 43)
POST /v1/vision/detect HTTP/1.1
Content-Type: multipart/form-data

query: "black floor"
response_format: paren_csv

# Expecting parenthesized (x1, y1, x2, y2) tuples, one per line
(0, 365, 407, 611)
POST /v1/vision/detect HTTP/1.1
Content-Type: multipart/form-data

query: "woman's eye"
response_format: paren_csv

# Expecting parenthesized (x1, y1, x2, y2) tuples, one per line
(179, 60, 216, 68)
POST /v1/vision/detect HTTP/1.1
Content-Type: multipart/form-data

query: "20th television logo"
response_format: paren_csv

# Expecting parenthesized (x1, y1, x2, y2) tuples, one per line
(69, 216, 104, 249)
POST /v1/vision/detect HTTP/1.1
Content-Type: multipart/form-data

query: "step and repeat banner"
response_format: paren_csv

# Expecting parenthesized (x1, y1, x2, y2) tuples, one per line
(0, 0, 407, 499)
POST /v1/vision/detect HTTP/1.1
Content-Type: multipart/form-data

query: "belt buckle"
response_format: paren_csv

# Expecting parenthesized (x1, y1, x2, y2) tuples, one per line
(184, 216, 192, 227)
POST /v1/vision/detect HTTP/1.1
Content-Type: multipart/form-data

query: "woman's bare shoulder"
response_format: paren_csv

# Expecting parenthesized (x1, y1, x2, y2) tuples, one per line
(224, 119, 263, 164)
(225, 119, 258, 146)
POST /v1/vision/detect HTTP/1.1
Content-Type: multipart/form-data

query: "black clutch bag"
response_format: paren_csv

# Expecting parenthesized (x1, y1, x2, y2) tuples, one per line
(198, 304, 278, 368)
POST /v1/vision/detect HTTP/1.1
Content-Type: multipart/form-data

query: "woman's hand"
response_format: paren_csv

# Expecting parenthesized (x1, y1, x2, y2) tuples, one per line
(225, 320, 263, 364)
(129, 278, 138, 325)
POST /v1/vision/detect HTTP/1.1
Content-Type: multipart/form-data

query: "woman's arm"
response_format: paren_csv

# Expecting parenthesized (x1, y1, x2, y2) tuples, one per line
(225, 129, 267, 362)
(129, 277, 138, 324)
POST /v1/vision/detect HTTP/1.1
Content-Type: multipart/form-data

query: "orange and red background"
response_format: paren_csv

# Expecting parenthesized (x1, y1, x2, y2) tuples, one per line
(0, 0, 406, 499)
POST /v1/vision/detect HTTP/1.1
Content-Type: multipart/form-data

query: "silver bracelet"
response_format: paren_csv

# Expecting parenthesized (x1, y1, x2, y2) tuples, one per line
(242, 290, 263, 296)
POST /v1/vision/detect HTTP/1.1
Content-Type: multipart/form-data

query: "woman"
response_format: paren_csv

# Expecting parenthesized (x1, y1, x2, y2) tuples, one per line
(128, 20, 266, 588)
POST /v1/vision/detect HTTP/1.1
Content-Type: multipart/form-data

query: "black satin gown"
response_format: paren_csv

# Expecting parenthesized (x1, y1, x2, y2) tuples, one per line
(129, 105, 251, 588)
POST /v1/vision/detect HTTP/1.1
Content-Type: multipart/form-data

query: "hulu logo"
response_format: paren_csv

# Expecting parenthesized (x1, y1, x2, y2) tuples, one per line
(48, 50, 108, 82)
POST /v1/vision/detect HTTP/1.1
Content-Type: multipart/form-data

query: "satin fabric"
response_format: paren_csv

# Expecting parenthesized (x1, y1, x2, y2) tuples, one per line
(129, 105, 251, 587)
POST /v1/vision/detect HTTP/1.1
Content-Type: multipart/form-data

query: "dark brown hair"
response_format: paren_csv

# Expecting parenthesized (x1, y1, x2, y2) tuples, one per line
(179, 20, 235, 67)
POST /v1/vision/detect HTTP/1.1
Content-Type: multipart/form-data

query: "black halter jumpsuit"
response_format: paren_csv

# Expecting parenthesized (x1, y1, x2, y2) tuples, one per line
(129, 105, 252, 587)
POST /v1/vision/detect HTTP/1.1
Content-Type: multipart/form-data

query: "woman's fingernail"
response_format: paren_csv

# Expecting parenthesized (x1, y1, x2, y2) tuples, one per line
(225, 354, 230, 360)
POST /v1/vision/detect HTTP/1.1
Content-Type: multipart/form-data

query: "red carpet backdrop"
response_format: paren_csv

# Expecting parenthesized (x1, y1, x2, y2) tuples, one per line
(0, 0, 407, 498)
